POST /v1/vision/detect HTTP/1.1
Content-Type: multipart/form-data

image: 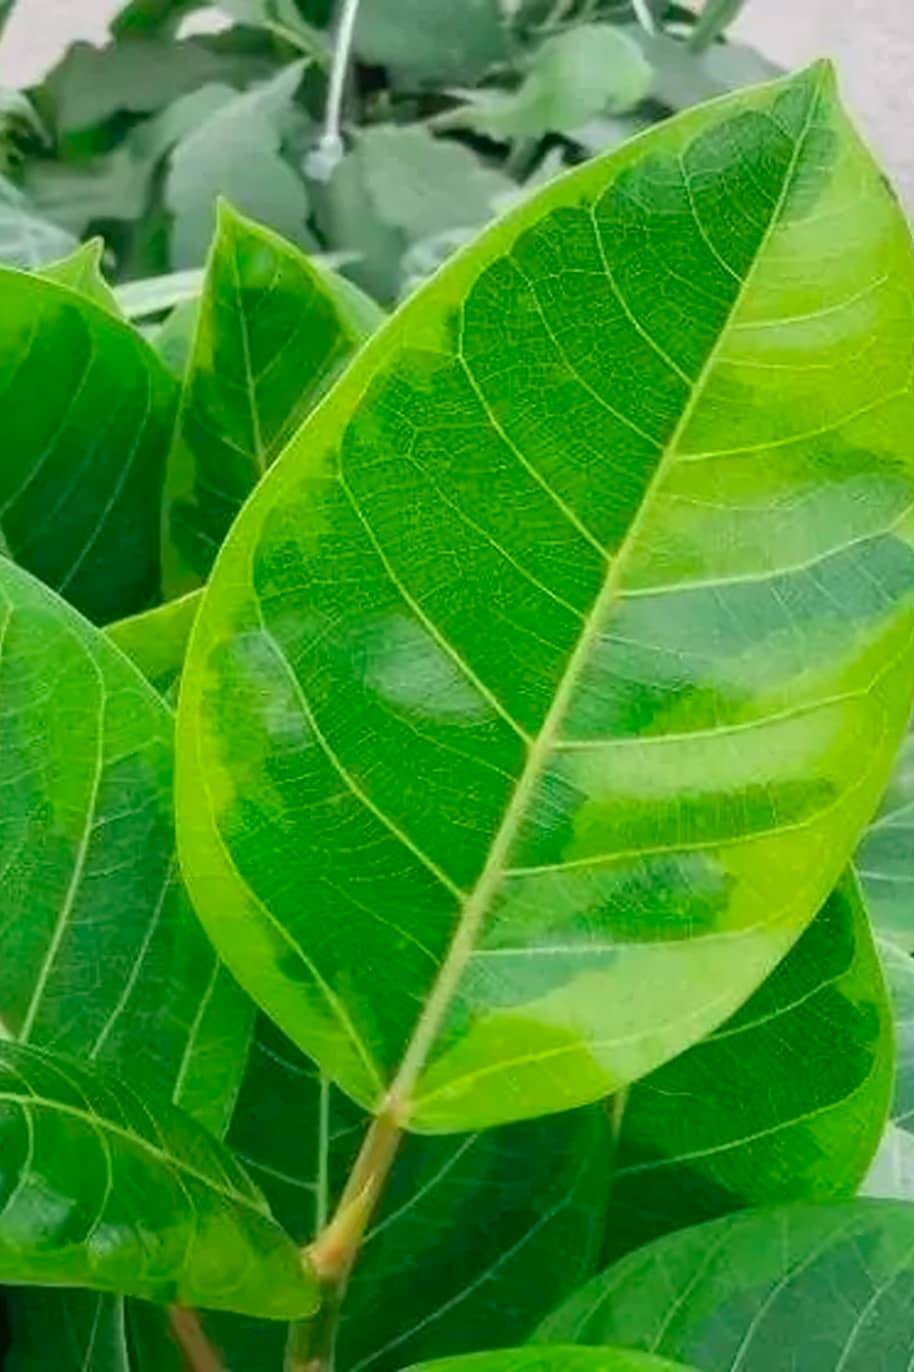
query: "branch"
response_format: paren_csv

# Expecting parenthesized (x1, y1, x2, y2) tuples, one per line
(169, 1307, 224, 1372)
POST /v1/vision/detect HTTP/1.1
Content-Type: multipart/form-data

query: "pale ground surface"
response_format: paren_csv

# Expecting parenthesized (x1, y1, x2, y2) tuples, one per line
(0, 1, 913, 201)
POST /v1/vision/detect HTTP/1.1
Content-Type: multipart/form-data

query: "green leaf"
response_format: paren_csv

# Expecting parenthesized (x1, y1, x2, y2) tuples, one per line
(688, 0, 749, 53)
(638, 31, 781, 112)
(164, 63, 309, 268)
(24, 84, 237, 238)
(161, 202, 379, 594)
(537, 1201, 914, 1367)
(0, 1039, 316, 1317)
(0, 175, 76, 268)
(106, 589, 202, 696)
(447, 26, 652, 140)
(356, 125, 511, 246)
(110, 0, 202, 36)
(606, 873, 893, 1259)
(0, 558, 250, 1131)
(40, 36, 268, 134)
(855, 724, 914, 951)
(39, 237, 121, 314)
(8, 1290, 133, 1372)
(176, 65, 914, 1133)
(0, 269, 178, 622)
(354, 0, 508, 84)
(404, 1352, 698, 1372)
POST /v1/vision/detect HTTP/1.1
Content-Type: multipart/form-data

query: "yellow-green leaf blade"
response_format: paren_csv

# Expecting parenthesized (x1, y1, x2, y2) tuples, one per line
(177, 64, 914, 1133)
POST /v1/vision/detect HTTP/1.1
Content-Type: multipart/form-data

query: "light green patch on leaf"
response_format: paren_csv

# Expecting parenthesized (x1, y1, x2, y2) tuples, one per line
(537, 1201, 914, 1368)
(116, 267, 204, 319)
(40, 237, 121, 314)
(176, 65, 914, 1133)
(164, 63, 309, 268)
(448, 25, 652, 140)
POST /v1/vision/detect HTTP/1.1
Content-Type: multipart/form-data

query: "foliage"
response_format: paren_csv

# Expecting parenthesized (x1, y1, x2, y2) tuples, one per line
(0, 1, 772, 300)
(0, 32, 913, 1372)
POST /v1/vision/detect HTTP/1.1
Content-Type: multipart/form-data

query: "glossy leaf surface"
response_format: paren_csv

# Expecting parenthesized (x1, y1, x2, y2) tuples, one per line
(162, 203, 378, 594)
(0, 558, 250, 1130)
(607, 873, 893, 1257)
(178, 65, 914, 1133)
(538, 1200, 914, 1370)
(0, 1040, 316, 1317)
(0, 269, 177, 623)
(404, 1352, 697, 1372)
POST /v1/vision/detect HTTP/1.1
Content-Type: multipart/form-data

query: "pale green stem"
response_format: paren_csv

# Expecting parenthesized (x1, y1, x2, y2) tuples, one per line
(308, 0, 364, 180)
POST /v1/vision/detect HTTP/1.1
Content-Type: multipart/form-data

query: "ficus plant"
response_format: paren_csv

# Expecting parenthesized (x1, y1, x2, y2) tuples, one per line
(2, 54, 914, 1372)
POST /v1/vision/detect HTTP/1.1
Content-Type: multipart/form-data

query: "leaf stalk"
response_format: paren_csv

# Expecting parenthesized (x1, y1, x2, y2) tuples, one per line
(292, 1105, 403, 1370)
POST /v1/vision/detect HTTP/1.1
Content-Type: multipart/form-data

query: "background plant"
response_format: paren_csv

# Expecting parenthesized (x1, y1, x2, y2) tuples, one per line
(0, 15, 912, 1372)
(0, 0, 771, 302)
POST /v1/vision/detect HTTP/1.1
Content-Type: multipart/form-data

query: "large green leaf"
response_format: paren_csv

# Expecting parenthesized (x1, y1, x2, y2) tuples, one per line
(162, 202, 379, 593)
(537, 1200, 914, 1369)
(0, 269, 177, 623)
(0, 1040, 316, 1317)
(404, 1352, 697, 1372)
(0, 558, 250, 1131)
(177, 65, 914, 1133)
(0, 561, 250, 1372)
(605, 872, 893, 1259)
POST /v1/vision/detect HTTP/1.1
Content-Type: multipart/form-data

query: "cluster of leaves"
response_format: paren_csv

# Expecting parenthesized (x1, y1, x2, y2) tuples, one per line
(2, 45, 914, 1372)
(0, 0, 772, 301)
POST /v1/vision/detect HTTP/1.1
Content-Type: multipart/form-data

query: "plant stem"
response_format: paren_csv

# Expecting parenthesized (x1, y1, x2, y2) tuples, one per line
(292, 1106, 404, 1371)
(308, 0, 364, 180)
(169, 1307, 224, 1372)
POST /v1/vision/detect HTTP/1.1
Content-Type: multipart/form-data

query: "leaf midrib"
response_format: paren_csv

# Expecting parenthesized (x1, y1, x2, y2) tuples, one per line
(385, 72, 826, 1120)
